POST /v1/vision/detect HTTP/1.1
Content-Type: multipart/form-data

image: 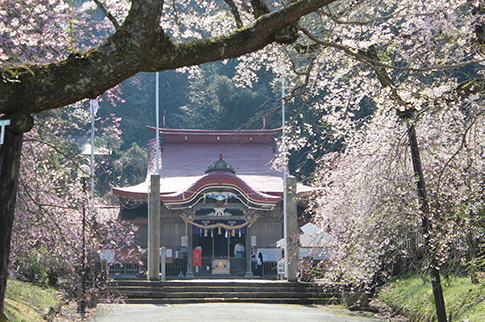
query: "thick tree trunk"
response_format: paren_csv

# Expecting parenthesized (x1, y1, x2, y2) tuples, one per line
(407, 124, 447, 322)
(0, 129, 24, 316)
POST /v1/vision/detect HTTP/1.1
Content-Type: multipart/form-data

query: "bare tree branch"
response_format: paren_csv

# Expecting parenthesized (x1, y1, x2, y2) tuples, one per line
(93, 0, 121, 29)
(224, 0, 244, 28)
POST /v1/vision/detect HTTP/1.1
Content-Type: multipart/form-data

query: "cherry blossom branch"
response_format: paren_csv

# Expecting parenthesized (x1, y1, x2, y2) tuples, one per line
(299, 28, 485, 73)
(170, 0, 181, 26)
(286, 49, 317, 97)
(320, 5, 452, 27)
(18, 179, 77, 252)
(299, 28, 410, 112)
(7, 3, 42, 33)
(320, 4, 410, 26)
(436, 108, 485, 196)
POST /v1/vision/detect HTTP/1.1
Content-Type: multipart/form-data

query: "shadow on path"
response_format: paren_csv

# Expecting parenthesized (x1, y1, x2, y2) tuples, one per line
(90, 303, 383, 322)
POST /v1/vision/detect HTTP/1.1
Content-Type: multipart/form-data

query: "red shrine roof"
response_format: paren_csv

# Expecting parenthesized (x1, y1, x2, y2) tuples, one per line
(112, 127, 313, 205)
(156, 171, 281, 208)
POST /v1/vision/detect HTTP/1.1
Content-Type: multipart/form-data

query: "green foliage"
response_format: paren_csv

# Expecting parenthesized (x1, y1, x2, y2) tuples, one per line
(180, 62, 278, 131)
(116, 142, 147, 186)
(14, 247, 68, 288)
(16, 249, 50, 287)
(4, 279, 61, 322)
(115, 71, 191, 150)
(379, 273, 485, 321)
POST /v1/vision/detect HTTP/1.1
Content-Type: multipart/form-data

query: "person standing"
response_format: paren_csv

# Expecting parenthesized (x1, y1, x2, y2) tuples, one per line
(234, 242, 245, 257)
(251, 248, 264, 276)
(277, 256, 285, 280)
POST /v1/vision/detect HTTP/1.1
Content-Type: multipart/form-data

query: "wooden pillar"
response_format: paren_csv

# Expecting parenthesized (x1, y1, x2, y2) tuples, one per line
(244, 226, 253, 277)
(160, 246, 166, 281)
(148, 174, 160, 281)
(286, 176, 299, 281)
(186, 224, 194, 278)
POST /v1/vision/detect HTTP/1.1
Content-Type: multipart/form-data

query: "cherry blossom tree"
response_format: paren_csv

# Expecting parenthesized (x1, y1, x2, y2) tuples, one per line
(311, 99, 485, 284)
(0, 0, 337, 314)
(10, 112, 138, 311)
(1, 0, 485, 320)
(248, 2, 484, 320)
(0, 0, 333, 115)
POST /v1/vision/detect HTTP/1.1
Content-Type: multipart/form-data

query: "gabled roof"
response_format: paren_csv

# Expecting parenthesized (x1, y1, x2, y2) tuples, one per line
(147, 127, 282, 177)
(112, 127, 314, 206)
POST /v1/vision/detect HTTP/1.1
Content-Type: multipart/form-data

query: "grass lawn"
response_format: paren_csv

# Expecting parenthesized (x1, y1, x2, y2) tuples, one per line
(378, 273, 485, 321)
(3, 279, 63, 322)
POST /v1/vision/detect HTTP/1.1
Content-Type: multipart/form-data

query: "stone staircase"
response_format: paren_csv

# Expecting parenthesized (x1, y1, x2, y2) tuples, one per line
(106, 280, 341, 305)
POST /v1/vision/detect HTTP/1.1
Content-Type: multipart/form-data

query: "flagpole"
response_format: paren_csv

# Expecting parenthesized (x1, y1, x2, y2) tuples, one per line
(155, 72, 160, 174)
(282, 72, 288, 279)
(148, 72, 162, 281)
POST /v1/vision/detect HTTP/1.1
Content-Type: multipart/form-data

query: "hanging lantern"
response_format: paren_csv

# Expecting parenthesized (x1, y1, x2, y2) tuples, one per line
(232, 230, 235, 237)
(204, 229, 208, 237)
(239, 229, 241, 237)
(218, 227, 222, 235)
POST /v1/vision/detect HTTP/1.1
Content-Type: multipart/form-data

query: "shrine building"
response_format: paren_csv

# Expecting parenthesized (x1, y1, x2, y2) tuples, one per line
(111, 127, 312, 278)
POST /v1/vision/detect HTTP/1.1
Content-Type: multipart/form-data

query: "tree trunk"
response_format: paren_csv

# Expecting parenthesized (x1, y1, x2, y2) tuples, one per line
(407, 124, 447, 322)
(409, 234, 419, 272)
(0, 129, 24, 316)
(466, 231, 479, 285)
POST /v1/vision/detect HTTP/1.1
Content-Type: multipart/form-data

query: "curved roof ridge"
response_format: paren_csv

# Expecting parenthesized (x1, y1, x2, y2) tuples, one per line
(161, 171, 281, 206)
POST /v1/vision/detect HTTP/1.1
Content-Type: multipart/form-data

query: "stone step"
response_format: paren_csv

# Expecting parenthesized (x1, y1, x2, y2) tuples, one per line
(105, 280, 341, 305)
(111, 291, 336, 299)
(111, 285, 324, 292)
(111, 281, 323, 288)
(123, 297, 339, 305)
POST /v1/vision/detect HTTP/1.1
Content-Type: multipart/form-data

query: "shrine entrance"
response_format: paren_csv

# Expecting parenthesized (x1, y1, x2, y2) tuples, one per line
(191, 220, 247, 275)
(159, 157, 281, 278)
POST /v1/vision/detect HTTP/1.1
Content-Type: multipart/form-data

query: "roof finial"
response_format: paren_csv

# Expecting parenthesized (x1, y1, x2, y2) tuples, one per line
(205, 155, 235, 174)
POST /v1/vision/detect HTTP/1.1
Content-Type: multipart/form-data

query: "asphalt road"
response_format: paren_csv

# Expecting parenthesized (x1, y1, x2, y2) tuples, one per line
(90, 303, 382, 322)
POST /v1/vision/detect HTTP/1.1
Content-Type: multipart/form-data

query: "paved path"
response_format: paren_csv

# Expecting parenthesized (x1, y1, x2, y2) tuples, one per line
(90, 303, 382, 322)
